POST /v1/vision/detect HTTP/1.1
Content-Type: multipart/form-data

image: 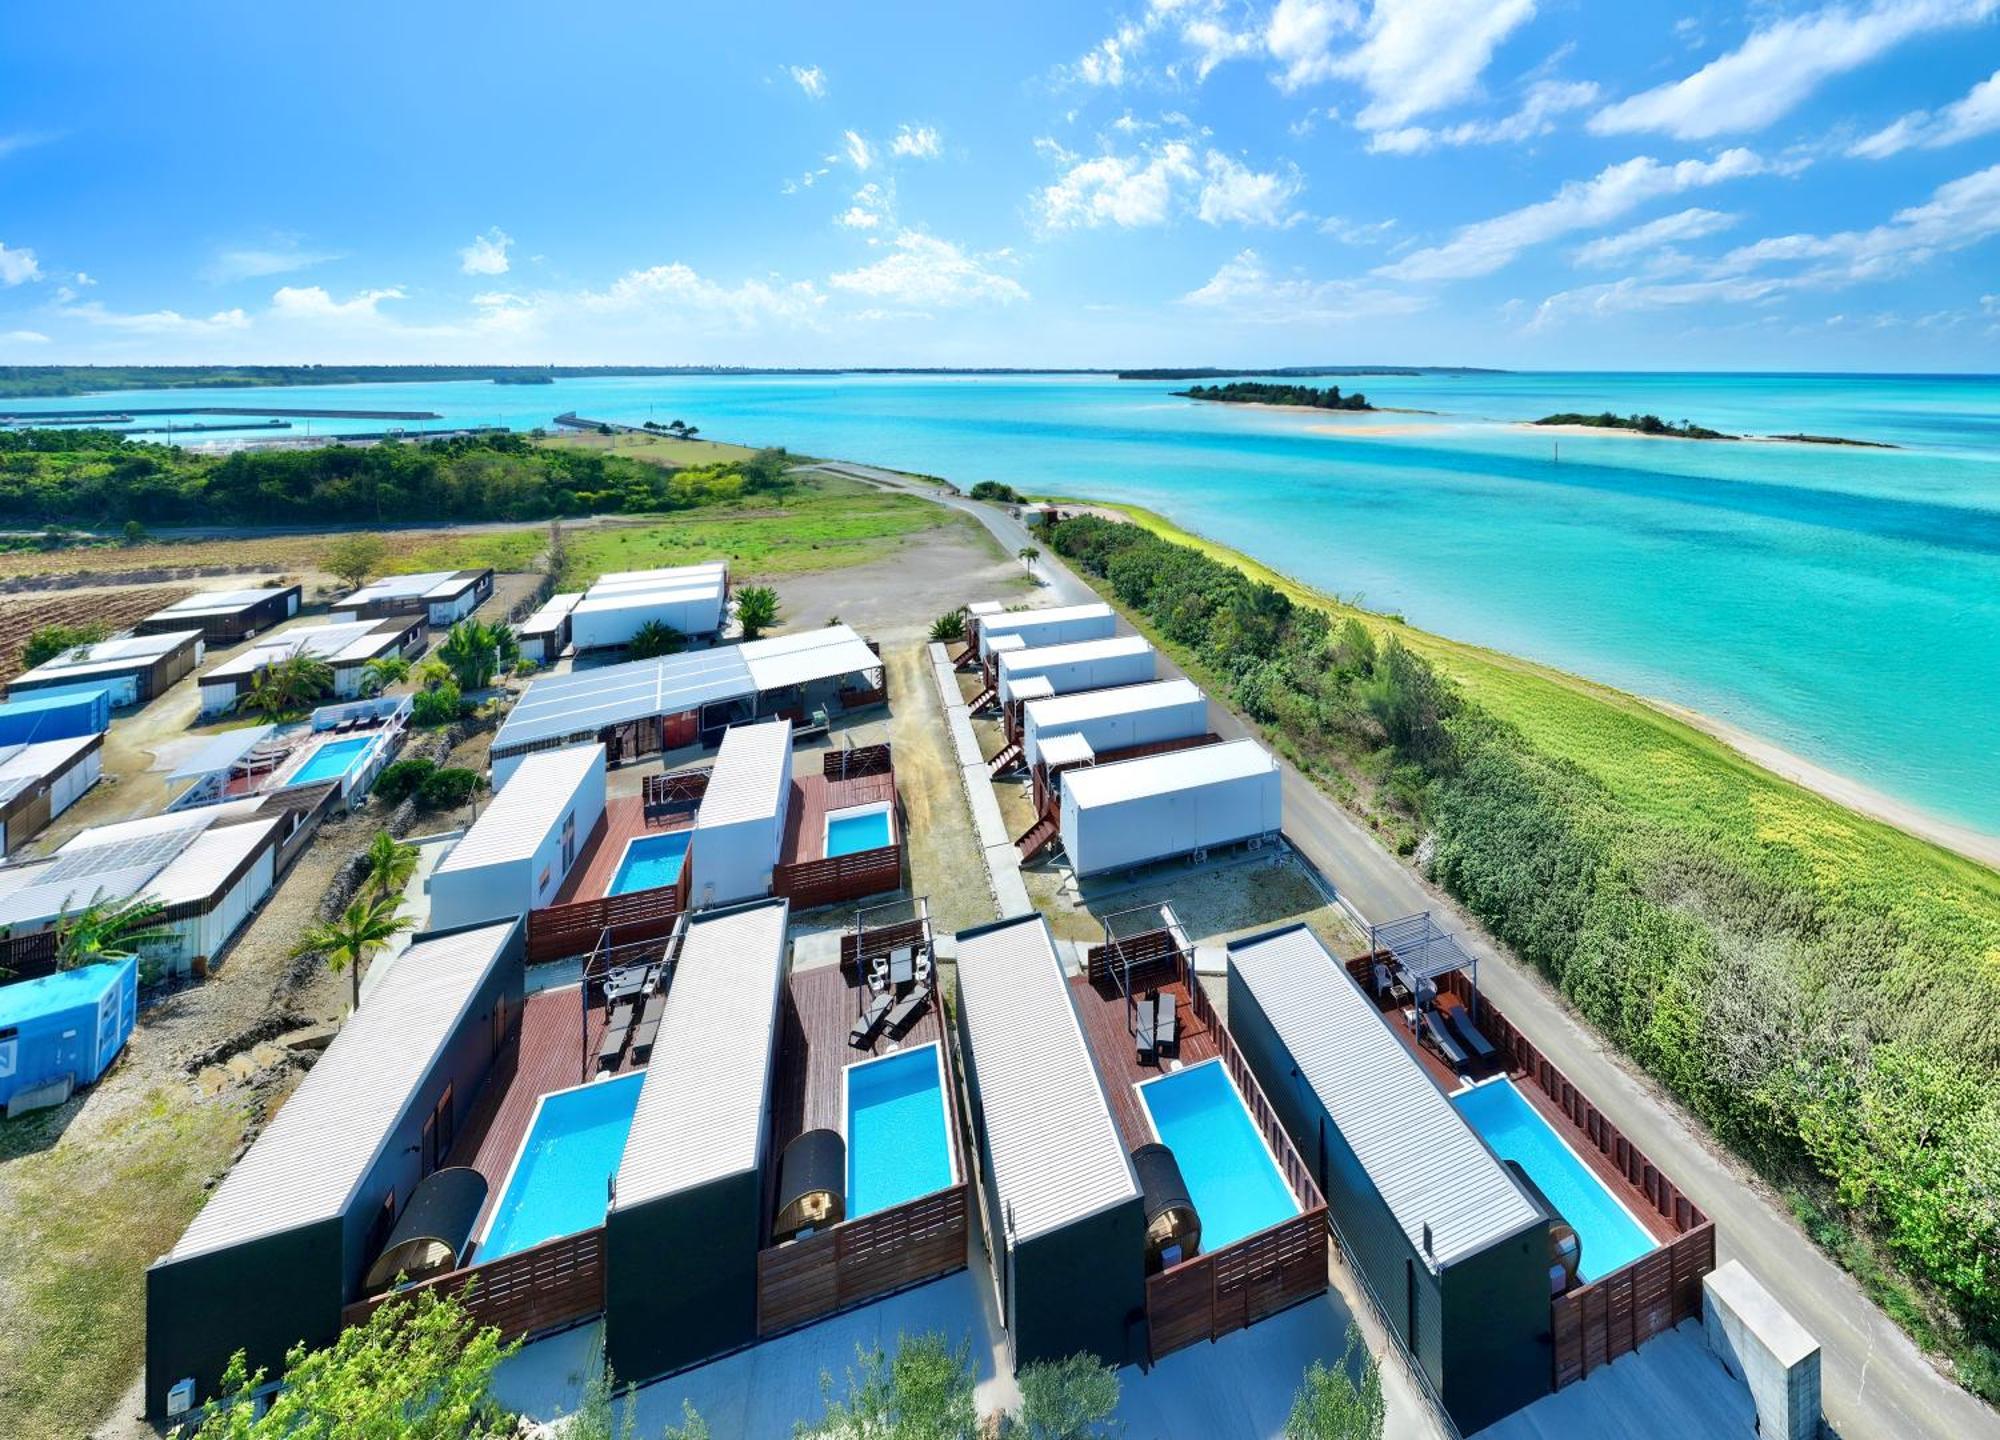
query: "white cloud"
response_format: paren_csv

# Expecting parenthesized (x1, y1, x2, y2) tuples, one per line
(788, 64, 827, 99)
(1574, 208, 1738, 267)
(1, 330, 49, 345)
(837, 182, 894, 230)
(0, 242, 43, 286)
(829, 231, 1028, 308)
(1183, 13, 1262, 77)
(458, 227, 513, 276)
(270, 285, 406, 321)
(1849, 66, 2000, 156)
(1069, 0, 1262, 87)
(1591, 0, 1998, 141)
(72, 271, 95, 287)
(204, 237, 341, 283)
(0, 132, 55, 161)
(63, 300, 251, 334)
(1337, 0, 1540, 128)
(1319, 214, 1398, 244)
(580, 264, 825, 326)
(1377, 149, 1770, 281)
(1528, 273, 1790, 327)
(1367, 77, 1598, 153)
(1035, 139, 1303, 230)
(1265, 0, 1359, 91)
(1182, 248, 1427, 323)
(890, 124, 943, 160)
(1076, 18, 1148, 86)
(843, 130, 875, 171)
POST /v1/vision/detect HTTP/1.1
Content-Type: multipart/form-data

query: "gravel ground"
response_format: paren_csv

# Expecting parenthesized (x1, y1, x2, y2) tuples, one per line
(773, 520, 1023, 645)
(884, 643, 996, 937)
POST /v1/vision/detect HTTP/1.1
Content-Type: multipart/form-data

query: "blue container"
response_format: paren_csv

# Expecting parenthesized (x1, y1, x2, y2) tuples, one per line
(0, 688, 112, 745)
(0, 957, 138, 1107)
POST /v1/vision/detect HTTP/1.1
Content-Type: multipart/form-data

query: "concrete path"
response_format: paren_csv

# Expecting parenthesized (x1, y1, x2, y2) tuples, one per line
(861, 469, 1999, 1440)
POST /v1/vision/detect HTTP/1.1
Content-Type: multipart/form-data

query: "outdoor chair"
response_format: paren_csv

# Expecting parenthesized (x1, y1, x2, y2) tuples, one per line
(1420, 1007, 1469, 1071)
(597, 1019, 630, 1072)
(850, 991, 893, 1048)
(884, 982, 931, 1039)
(1370, 962, 1395, 1000)
(1445, 1005, 1497, 1062)
(1134, 997, 1158, 1066)
(1155, 992, 1178, 1055)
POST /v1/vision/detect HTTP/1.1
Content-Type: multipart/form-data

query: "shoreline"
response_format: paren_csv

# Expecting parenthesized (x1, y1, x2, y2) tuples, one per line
(1516, 420, 1896, 449)
(1039, 491, 2000, 875)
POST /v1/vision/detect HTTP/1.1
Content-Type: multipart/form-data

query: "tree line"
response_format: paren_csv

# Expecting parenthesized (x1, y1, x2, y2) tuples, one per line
(1176, 381, 1372, 411)
(1047, 513, 2000, 1390)
(0, 430, 794, 527)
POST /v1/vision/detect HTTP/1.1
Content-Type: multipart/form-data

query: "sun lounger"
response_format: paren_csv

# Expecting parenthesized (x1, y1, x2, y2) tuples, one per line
(597, 1019, 630, 1072)
(1445, 1005, 1497, 1062)
(884, 982, 932, 1039)
(850, 991, 893, 1048)
(1421, 1008, 1469, 1070)
(629, 1014, 662, 1064)
(1155, 992, 1178, 1055)
(1134, 997, 1158, 1065)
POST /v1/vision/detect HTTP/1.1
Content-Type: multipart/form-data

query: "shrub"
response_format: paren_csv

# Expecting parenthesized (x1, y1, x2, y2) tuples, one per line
(735, 585, 781, 641)
(22, 621, 107, 669)
(928, 609, 966, 643)
(411, 682, 464, 727)
(627, 620, 686, 659)
(969, 480, 1025, 503)
(416, 767, 482, 811)
(373, 758, 436, 804)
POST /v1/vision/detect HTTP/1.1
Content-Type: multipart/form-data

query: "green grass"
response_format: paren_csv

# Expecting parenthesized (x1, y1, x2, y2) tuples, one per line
(538, 428, 760, 466)
(0, 1085, 252, 1439)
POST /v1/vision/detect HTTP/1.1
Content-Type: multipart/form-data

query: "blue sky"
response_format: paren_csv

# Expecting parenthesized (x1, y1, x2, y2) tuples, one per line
(3, 0, 1998, 369)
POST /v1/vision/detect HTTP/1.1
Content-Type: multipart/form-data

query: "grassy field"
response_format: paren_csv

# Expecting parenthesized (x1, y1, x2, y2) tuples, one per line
(536, 428, 760, 466)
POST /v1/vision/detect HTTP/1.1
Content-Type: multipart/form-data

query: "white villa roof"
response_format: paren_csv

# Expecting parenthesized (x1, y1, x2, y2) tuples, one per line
(165, 726, 279, 783)
(739, 624, 879, 692)
(978, 602, 1113, 637)
(1226, 925, 1541, 1268)
(1036, 732, 1096, 769)
(0, 801, 273, 928)
(13, 629, 200, 684)
(572, 583, 719, 617)
(613, 899, 789, 1207)
(589, 562, 727, 592)
(435, 745, 603, 874)
(1023, 678, 1205, 730)
(696, 721, 792, 829)
(1009, 675, 1056, 702)
(997, 634, 1152, 679)
(202, 620, 409, 681)
(335, 569, 485, 606)
(517, 592, 582, 636)
(0, 733, 99, 790)
(144, 586, 294, 621)
(169, 920, 518, 1259)
(953, 914, 1137, 1243)
(1062, 738, 1273, 810)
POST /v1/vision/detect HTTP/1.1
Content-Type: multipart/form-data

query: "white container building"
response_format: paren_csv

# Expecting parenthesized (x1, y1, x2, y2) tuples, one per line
(996, 634, 1154, 707)
(197, 616, 426, 716)
(0, 733, 104, 858)
(570, 563, 729, 650)
(1058, 738, 1281, 877)
(975, 602, 1115, 661)
(1020, 678, 1210, 769)
(688, 719, 793, 907)
(427, 744, 607, 932)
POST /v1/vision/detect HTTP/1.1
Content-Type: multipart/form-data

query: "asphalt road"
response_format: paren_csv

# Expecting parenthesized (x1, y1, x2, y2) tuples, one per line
(822, 462, 2000, 1440)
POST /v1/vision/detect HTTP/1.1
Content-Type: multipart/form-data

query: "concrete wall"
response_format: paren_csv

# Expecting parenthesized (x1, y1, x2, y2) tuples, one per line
(1704, 1260, 1821, 1440)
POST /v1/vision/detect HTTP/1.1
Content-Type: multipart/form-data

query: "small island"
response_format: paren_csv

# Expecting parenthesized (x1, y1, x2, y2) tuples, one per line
(1765, 432, 1898, 449)
(1177, 381, 1373, 411)
(1534, 411, 1734, 440)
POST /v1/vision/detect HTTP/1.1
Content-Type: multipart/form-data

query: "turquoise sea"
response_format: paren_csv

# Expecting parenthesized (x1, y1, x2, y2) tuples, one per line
(10, 370, 2000, 837)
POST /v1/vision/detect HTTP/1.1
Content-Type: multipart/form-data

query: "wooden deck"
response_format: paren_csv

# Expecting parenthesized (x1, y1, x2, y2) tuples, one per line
(553, 795, 692, 905)
(770, 962, 945, 1149)
(1068, 971, 1220, 1151)
(445, 985, 624, 1234)
(780, 770, 897, 867)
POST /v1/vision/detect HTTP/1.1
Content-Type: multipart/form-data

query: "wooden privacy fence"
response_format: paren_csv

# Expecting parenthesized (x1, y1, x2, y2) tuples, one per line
(526, 867, 688, 963)
(341, 1226, 605, 1344)
(0, 929, 58, 986)
(1551, 1223, 1715, 1387)
(839, 917, 929, 983)
(756, 1184, 970, 1337)
(642, 768, 708, 822)
(823, 744, 892, 780)
(1084, 927, 1182, 990)
(1140, 964, 1330, 1362)
(773, 843, 903, 910)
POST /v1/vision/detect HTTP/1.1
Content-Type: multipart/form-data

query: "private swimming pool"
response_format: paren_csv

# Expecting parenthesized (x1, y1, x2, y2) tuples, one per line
(845, 1042, 954, 1217)
(608, 830, 691, 895)
(824, 802, 893, 858)
(286, 733, 375, 787)
(1453, 1077, 1656, 1282)
(1139, 1059, 1299, 1251)
(478, 1072, 643, 1262)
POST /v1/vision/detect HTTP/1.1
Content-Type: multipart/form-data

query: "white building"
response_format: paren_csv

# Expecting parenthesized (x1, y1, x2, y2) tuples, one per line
(0, 733, 104, 858)
(569, 562, 729, 651)
(1021, 678, 1211, 769)
(197, 616, 427, 716)
(996, 634, 1155, 707)
(330, 569, 493, 628)
(5, 629, 205, 707)
(974, 602, 1115, 661)
(688, 720, 793, 907)
(1058, 738, 1282, 877)
(516, 592, 582, 665)
(427, 744, 607, 932)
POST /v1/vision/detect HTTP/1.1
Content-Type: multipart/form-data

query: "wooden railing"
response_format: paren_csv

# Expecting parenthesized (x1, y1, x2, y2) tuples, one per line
(641, 770, 708, 822)
(773, 842, 902, 911)
(1084, 927, 1183, 990)
(341, 1226, 606, 1344)
(822, 744, 892, 780)
(838, 685, 887, 710)
(1144, 958, 1330, 1361)
(1551, 1223, 1715, 1387)
(0, 929, 58, 987)
(756, 1184, 970, 1337)
(526, 865, 688, 964)
(839, 917, 930, 983)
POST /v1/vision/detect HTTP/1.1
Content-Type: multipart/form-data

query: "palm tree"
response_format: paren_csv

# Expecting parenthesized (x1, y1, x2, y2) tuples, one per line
(239, 653, 335, 722)
(438, 620, 518, 692)
(735, 585, 781, 640)
(358, 655, 410, 697)
(292, 894, 413, 1012)
(361, 830, 419, 901)
(54, 891, 173, 970)
(412, 656, 454, 691)
(627, 620, 686, 659)
(1017, 545, 1042, 577)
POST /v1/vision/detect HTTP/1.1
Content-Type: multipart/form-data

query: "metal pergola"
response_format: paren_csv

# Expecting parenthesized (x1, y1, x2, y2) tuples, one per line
(1098, 901, 1192, 1033)
(1369, 911, 1480, 1021)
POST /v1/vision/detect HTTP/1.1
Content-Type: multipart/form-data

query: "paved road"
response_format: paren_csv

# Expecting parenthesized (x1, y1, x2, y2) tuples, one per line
(824, 462, 2000, 1440)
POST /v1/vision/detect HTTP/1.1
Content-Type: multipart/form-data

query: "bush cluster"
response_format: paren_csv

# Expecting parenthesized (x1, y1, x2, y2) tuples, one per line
(1049, 514, 2000, 1368)
(373, 758, 482, 810)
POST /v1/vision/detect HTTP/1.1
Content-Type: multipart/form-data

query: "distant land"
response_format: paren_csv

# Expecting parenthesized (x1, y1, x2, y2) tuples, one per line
(1176, 380, 1374, 411)
(1118, 365, 1505, 380)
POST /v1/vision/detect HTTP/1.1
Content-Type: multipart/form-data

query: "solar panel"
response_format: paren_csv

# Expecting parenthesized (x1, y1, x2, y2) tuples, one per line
(43, 821, 208, 884)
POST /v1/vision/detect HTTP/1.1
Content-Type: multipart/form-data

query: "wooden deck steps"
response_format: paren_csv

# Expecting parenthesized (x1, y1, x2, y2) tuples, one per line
(951, 644, 979, 670)
(967, 683, 998, 712)
(1016, 806, 1060, 861)
(987, 740, 1025, 777)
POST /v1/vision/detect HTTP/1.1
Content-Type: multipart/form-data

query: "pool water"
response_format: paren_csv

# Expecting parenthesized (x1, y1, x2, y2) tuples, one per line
(1453, 1078, 1657, 1282)
(609, 830, 690, 895)
(1139, 1059, 1299, 1251)
(478, 1073, 643, 1262)
(846, 1044, 953, 1217)
(288, 734, 374, 786)
(825, 806, 892, 858)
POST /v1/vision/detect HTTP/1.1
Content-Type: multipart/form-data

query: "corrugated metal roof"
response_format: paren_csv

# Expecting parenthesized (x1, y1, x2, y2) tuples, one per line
(203, 620, 408, 681)
(168, 920, 519, 1259)
(738, 625, 880, 693)
(572, 583, 721, 617)
(166, 725, 278, 782)
(1063, 738, 1274, 810)
(977, 602, 1113, 637)
(493, 647, 755, 752)
(15, 629, 200, 682)
(517, 592, 582, 636)
(0, 732, 98, 783)
(1037, 732, 1096, 768)
(435, 745, 602, 874)
(695, 721, 791, 829)
(148, 818, 281, 907)
(147, 586, 294, 619)
(1022, 678, 1204, 730)
(335, 569, 486, 606)
(996, 634, 1151, 678)
(1225, 925, 1540, 1267)
(952, 914, 1137, 1243)
(612, 899, 788, 1207)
